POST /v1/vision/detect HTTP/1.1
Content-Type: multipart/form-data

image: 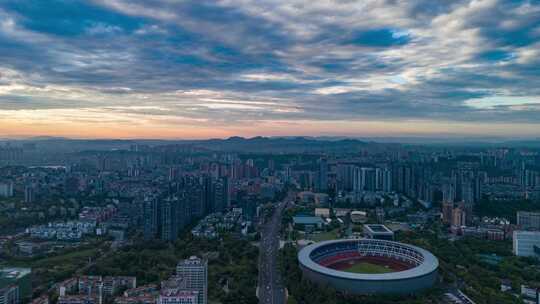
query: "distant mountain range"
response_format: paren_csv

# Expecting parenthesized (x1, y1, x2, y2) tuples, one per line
(0, 136, 382, 153)
(183, 136, 379, 153)
(1, 136, 539, 153)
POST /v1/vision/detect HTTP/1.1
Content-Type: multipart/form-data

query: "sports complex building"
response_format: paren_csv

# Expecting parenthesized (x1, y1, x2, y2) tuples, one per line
(298, 239, 439, 295)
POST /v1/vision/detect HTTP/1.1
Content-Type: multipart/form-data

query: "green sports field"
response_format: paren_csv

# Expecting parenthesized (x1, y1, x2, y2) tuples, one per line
(342, 262, 394, 274)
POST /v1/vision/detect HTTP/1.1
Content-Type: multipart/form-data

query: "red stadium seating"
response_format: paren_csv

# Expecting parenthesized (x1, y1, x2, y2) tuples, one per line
(317, 251, 414, 272)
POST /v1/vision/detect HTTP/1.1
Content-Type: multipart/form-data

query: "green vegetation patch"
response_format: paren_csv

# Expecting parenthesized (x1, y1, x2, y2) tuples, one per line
(475, 199, 540, 223)
(342, 262, 394, 274)
(311, 229, 340, 242)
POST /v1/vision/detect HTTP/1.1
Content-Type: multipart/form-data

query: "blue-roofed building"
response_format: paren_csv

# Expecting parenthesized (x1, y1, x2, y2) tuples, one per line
(293, 216, 324, 230)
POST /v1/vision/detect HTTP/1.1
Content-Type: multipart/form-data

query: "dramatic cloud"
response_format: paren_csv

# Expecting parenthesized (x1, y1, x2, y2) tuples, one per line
(0, 0, 539, 138)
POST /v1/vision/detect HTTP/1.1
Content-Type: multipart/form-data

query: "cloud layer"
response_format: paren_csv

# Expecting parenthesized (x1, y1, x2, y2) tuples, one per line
(1, 0, 540, 138)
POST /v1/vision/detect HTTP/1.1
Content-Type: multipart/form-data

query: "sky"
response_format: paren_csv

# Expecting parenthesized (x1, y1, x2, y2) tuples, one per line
(0, 0, 540, 139)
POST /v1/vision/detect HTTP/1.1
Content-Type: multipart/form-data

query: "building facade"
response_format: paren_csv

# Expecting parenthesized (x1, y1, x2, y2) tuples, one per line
(517, 211, 540, 231)
(513, 230, 540, 257)
(0, 181, 13, 197)
(0, 285, 19, 304)
(0, 268, 31, 304)
(175, 257, 207, 304)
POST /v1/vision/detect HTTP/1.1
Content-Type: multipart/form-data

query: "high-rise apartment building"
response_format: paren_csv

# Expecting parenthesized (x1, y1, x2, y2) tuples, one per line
(159, 276, 198, 304)
(336, 164, 355, 191)
(353, 167, 376, 192)
(442, 201, 454, 224)
(317, 158, 328, 192)
(78, 276, 103, 304)
(442, 183, 456, 204)
(458, 201, 474, 226)
(517, 211, 540, 231)
(143, 198, 158, 240)
(0, 268, 31, 304)
(461, 181, 475, 205)
(0, 285, 19, 304)
(513, 231, 540, 257)
(451, 207, 466, 227)
(0, 181, 13, 198)
(160, 197, 179, 242)
(364, 168, 376, 192)
(382, 168, 392, 192)
(212, 178, 229, 213)
(24, 185, 35, 203)
(176, 257, 207, 304)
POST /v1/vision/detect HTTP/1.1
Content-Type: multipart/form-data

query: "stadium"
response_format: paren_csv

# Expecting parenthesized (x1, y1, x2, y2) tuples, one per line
(298, 239, 439, 295)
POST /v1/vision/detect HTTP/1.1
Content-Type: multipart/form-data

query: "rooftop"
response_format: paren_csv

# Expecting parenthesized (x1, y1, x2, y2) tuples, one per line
(364, 224, 393, 234)
(177, 256, 206, 266)
(0, 268, 31, 280)
(293, 216, 324, 225)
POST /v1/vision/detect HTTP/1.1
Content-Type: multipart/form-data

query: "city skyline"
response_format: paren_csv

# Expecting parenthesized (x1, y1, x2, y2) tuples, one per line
(1, 0, 540, 139)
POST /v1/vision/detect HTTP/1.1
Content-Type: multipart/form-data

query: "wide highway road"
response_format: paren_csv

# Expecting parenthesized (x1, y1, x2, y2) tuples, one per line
(258, 199, 288, 304)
